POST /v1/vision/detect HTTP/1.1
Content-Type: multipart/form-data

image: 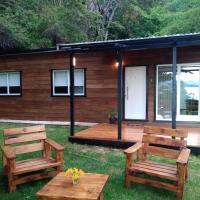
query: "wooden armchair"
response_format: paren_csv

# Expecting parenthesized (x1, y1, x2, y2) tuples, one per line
(1, 125, 64, 192)
(124, 126, 190, 199)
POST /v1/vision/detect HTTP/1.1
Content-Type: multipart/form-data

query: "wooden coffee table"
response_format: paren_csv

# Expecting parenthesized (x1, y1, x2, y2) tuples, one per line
(36, 172, 109, 200)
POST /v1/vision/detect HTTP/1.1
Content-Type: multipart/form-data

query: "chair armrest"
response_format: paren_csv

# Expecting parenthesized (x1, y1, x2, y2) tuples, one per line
(1, 145, 16, 159)
(124, 142, 143, 155)
(45, 139, 64, 151)
(177, 148, 191, 164)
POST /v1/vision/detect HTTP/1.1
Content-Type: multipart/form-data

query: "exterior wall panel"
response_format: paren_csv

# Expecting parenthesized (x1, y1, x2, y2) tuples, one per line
(0, 46, 200, 123)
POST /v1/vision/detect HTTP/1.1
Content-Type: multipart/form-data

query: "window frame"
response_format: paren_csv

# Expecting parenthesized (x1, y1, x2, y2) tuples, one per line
(0, 71, 22, 96)
(51, 68, 86, 97)
(156, 63, 200, 122)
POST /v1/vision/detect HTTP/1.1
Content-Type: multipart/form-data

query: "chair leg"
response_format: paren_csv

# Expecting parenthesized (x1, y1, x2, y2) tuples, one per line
(185, 166, 188, 182)
(176, 164, 186, 199)
(125, 174, 131, 188)
(56, 151, 64, 172)
(8, 173, 16, 192)
(2, 156, 8, 176)
(176, 187, 184, 200)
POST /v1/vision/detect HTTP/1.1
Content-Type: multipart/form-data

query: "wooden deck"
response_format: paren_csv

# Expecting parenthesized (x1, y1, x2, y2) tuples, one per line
(69, 123, 200, 153)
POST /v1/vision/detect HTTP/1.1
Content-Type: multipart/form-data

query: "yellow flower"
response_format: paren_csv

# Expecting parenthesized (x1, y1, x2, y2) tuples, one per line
(65, 168, 73, 176)
(65, 168, 85, 178)
(79, 169, 84, 176)
(72, 174, 79, 181)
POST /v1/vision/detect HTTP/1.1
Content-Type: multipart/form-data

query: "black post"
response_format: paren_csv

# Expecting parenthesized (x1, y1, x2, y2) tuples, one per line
(70, 52, 75, 136)
(172, 46, 177, 129)
(117, 48, 123, 140)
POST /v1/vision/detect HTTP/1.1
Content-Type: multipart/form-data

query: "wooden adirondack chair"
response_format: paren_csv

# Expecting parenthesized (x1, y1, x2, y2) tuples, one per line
(124, 126, 190, 199)
(1, 125, 64, 192)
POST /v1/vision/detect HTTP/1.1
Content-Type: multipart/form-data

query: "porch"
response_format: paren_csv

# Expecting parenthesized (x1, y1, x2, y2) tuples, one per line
(69, 123, 200, 153)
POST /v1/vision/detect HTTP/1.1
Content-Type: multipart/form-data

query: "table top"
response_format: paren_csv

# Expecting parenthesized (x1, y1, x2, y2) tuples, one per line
(36, 172, 109, 200)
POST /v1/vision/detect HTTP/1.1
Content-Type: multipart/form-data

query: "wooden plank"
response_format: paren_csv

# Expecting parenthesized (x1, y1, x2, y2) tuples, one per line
(15, 171, 58, 185)
(143, 160, 177, 170)
(14, 160, 61, 175)
(177, 148, 191, 164)
(1, 145, 16, 159)
(144, 126, 188, 138)
(143, 134, 186, 148)
(4, 125, 45, 136)
(16, 158, 56, 169)
(132, 162, 177, 175)
(129, 176, 178, 192)
(145, 145, 180, 159)
(13, 142, 44, 155)
(36, 172, 109, 200)
(124, 142, 143, 154)
(130, 165, 178, 181)
(5, 132, 47, 145)
(45, 139, 64, 151)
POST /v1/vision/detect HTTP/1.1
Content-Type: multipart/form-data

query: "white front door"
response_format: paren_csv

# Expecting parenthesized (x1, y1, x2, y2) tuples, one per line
(125, 66, 147, 120)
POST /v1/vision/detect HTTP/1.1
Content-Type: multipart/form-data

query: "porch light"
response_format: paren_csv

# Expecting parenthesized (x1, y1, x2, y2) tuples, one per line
(115, 62, 119, 68)
(73, 57, 76, 66)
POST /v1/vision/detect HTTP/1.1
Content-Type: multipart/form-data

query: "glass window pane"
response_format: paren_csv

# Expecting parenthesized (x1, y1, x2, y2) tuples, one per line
(0, 73, 7, 94)
(74, 86, 84, 94)
(54, 71, 68, 86)
(9, 72, 20, 86)
(74, 69, 84, 86)
(157, 66, 172, 120)
(180, 66, 199, 116)
(55, 86, 68, 94)
(10, 86, 20, 94)
(0, 73, 7, 86)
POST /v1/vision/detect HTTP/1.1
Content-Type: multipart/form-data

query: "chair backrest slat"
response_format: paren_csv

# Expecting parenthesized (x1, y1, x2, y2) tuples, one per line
(142, 126, 188, 158)
(142, 134, 186, 148)
(4, 125, 45, 136)
(145, 145, 180, 159)
(13, 142, 44, 155)
(3, 125, 46, 155)
(144, 126, 188, 138)
(4, 132, 46, 145)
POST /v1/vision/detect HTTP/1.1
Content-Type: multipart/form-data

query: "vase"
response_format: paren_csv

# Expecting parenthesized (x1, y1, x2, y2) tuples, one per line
(72, 179, 79, 185)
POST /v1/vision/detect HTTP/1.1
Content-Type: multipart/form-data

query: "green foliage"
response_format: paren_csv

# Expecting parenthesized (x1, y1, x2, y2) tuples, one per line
(0, 0, 200, 50)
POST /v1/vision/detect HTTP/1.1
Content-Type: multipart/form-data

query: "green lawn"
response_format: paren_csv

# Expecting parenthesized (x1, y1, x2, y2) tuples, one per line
(0, 123, 200, 200)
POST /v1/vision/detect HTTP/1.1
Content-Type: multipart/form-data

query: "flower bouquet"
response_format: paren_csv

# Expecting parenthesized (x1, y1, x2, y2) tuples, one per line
(65, 168, 84, 185)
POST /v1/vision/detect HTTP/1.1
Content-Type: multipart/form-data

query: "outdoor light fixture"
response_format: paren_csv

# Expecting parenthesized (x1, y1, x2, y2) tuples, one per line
(73, 57, 76, 66)
(115, 62, 119, 68)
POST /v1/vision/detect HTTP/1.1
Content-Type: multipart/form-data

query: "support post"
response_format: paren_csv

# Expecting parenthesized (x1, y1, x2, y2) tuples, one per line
(172, 46, 177, 129)
(117, 48, 123, 140)
(70, 52, 75, 136)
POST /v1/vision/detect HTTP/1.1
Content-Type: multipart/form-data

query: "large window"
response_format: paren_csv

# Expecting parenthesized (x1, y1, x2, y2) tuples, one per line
(156, 64, 200, 121)
(52, 69, 85, 96)
(0, 72, 21, 96)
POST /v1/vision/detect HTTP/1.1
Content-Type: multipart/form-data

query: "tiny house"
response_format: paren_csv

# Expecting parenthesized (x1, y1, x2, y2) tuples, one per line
(1, 33, 200, 129)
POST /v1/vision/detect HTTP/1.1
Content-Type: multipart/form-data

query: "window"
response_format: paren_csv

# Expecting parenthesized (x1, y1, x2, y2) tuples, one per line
(52, 69, 85, 96)
(156, 64, 200, 121)
(0, 72, 21, 96)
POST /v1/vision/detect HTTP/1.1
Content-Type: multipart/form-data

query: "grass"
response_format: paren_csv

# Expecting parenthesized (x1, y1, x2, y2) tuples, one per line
(0, 123, 200, 200)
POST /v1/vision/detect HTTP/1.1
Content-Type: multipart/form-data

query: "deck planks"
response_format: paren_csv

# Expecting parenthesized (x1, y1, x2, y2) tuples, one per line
(72, 123, 200, 148)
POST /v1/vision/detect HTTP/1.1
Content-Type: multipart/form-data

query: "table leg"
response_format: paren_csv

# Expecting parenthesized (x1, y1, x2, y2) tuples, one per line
(99, 192, 103, 200)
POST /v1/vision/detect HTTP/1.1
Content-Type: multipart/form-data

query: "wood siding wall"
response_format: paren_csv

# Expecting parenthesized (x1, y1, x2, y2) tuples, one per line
(0, 46, 200, 123)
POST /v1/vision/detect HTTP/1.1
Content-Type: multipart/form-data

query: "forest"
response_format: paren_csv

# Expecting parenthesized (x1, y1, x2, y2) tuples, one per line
(0, 0, 200, 51)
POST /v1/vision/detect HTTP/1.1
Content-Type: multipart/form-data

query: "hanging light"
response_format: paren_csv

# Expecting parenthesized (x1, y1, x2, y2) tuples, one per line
(73, 57, 76, 66)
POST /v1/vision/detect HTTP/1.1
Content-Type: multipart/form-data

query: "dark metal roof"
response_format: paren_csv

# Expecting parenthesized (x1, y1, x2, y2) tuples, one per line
(57, 32, 200, 52)
(1, 32, 200, 56)
(0, 47, 60, 57)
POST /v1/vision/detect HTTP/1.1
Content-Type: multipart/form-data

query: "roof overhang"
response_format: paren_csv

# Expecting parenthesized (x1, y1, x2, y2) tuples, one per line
(57, 33, 200, 53)
(1, 33, 200, 56)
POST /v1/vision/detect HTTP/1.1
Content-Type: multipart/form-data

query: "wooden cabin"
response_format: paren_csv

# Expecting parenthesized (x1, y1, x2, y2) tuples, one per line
(1, 33, 200, 150)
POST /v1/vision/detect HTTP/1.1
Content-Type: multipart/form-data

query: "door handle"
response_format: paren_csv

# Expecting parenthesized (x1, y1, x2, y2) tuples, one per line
(126, 87, 128, 100)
